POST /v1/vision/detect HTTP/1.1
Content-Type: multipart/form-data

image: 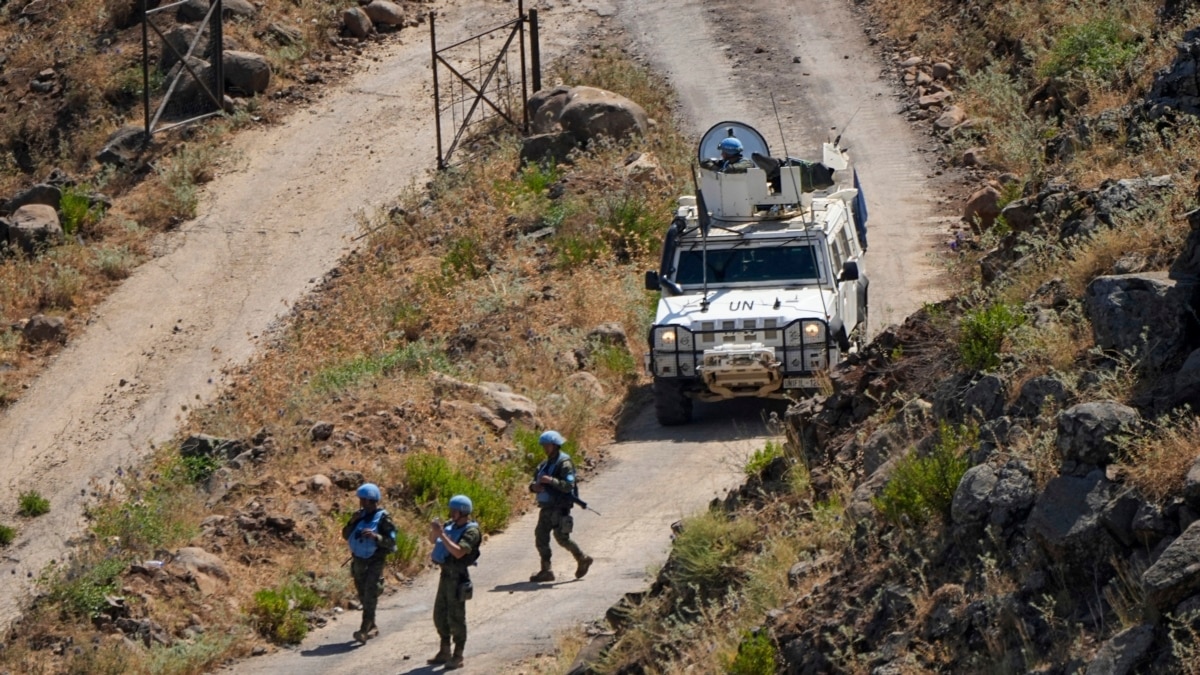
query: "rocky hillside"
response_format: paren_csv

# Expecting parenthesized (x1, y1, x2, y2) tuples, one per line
(569, 0, 1200, 673)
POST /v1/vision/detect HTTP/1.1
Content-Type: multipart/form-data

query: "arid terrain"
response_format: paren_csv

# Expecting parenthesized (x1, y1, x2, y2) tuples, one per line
(0, 0, 953, 670)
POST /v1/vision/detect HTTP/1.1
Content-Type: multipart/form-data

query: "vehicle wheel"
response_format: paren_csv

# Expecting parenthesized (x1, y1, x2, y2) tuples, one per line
(653, 379, 692, 425)
(851, 291, 869, 353)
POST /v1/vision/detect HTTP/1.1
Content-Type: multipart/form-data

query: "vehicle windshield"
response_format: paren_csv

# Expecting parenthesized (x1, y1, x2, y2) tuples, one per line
(674, 244, 823, 285)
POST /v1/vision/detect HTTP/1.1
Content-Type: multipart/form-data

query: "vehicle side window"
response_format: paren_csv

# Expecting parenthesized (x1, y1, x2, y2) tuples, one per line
(836, 225, 853, 258)
(829, 235, 844, 275)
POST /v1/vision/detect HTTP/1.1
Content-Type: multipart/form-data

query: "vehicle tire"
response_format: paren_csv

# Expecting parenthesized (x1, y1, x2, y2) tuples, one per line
(851, 290, 869, 353)
(653, 379, 692, 425)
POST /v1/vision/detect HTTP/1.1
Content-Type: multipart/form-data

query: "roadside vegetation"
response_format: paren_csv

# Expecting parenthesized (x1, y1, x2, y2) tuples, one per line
(0, 43, 691, 673)
(0, 0, 355, 406)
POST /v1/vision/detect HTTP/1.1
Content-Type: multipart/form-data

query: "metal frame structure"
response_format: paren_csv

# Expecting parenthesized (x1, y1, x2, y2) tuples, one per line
(141, 0, 226, 139)
(430, 0, 541, 169)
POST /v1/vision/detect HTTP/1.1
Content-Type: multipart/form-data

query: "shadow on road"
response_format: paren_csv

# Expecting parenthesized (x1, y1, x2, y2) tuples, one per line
(490, 579, 580, 593)
(397, 665, 442, 675)
(616, 386, 790, 444)
(300, 640, 361, 657)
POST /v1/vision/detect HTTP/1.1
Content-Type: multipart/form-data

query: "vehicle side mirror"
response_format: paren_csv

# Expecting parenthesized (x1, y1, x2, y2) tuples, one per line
(840, 260, 859, 282)
(644, 270, 661, 291)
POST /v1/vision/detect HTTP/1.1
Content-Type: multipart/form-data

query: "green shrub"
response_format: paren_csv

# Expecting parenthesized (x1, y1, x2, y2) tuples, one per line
(518, 161, 561, 195)
(169, 453, 222, 484)
(670, 508, 757, 595)
(726, 630, 778, 675)
(959, 301, 1025, 371)
(146, 633, 235, 675)
(1039, 18, 1143, 84)
(553, 234, 607, 269)
(59, 185, 105, 236)
(441, 236, 489, 280)
(387, 529, 422, 566)
(90, 491, 196, 553)
(18, 490, 50, 517)
(251, 581, 322, 643)
(960, 63, 1049, 174)
(600, 195, 659, 262)
(744, 441, 785, 477)
(873, 422, 975, 527)
(403, 453, 511, 531)
(588, 342, 636, 380)
(92, 245, 138, 280)
(51, 556, 127, 618)
(0, 524, 15, 546)
(312, 339, 452, 392)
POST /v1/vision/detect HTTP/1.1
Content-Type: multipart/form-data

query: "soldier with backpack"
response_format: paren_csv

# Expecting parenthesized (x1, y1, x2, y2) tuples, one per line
(426, 494, 481, 670)
(528, 430, 593, 583)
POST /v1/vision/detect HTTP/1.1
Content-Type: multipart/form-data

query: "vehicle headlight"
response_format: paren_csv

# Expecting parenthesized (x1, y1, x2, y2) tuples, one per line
(803, 320, 825, 343)
(654, 326, 678, 351)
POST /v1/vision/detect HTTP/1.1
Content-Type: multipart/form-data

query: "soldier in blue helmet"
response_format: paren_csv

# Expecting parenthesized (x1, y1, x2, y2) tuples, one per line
(528, 430, 593, 583)
(702, 136, 756, 173)
(341, 483, 397, 643)
(426, 494, 482, 670)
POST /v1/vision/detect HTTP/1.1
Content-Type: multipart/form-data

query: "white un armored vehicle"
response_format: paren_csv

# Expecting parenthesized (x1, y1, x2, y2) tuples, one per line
(643, 121, 869, 425)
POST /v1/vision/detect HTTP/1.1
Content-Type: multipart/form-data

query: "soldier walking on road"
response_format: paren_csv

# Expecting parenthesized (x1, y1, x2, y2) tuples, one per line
(427, 494, 482, 671)
(529, 430, 593, 583)
(341, 483, 397, 643)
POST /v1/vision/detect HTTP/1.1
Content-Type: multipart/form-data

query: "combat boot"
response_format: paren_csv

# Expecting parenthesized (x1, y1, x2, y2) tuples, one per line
(575, 555, 593, 579)
(444, 644, 465, 670)
(529, 569, 555, 582)
(427, 640, 451, 664)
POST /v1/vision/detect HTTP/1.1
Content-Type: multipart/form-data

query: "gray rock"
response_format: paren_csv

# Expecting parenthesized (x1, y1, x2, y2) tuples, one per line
(862, 423, 904, 476)
(1085, 623, 1155, 675)
(343, 7, 374, 39)
(96, 125, 149, 168)
(951, 464, 997, 525)
(222, 50, 272, 95)
(1028, 470, 1118, 566)
(22, 314, 66, 344)
(310, 421, 335, 442)
(1056, 401, 1140, 466)
(1143, 520, 1200, 610)
(1, 183, 61, 217)
(520, 131, 579, 165)
(6, 204, 62, 254)
(1100, 491, 1142, 547)
(557, 86, 649, 143)
(962, 374, 1007, 422)
(963, 185, 1001, 232)
(171, 546, 229, 580)
(587, 322, 628, 349)
(332, 470, 365, 490)
(161, 24, 212, 72)
(362, 0, 404, 25)
(1010, 373, 1072, 418)
(180, 434, 243, 459)
(952, 460, 1034, 527)
(1184, 456, 1200, 510)
(1085, 273, 1189, 372)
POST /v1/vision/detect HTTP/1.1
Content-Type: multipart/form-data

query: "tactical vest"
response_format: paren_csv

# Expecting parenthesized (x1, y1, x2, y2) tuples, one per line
(348, 509, 387, 559)
(432, 520, 480, 565)
(536, 452, 576, 509)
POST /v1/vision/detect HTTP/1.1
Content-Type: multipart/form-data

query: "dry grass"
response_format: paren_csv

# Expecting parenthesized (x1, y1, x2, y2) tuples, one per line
(1117, 414, 1200, 501)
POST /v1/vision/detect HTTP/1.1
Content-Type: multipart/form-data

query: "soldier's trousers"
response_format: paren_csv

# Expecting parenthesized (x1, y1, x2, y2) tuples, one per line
(433, 569, 468, 646)
(535, 507, 585, 566)
(351, 556, 385, 631)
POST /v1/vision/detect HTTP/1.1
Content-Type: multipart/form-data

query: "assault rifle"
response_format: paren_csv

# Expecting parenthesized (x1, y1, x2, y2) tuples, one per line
(570, 492, 601, 516)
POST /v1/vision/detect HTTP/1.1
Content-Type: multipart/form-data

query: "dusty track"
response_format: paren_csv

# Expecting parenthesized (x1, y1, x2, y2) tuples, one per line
(0, 0, 950, 668)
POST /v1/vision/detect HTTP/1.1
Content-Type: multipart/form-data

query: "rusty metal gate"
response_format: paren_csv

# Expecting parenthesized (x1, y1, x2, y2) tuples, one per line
(140, 0, 226, 138)
(430, 0, 541, 169)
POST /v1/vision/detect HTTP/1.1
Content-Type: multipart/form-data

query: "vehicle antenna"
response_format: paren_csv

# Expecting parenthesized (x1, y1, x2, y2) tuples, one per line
(833, 106, 861, 149)
(771, 94, 832, 322)
(692, 164, 712, 313)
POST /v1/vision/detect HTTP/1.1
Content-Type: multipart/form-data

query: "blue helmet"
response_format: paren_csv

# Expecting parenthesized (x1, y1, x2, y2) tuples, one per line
(539, 430, 566, 447)
(356, 483, 382, 501)
(449, 494, 473, 514)
(719, 137, 743, 156)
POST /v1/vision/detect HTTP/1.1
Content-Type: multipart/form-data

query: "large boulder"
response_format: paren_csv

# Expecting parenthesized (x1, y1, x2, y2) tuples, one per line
(1027, 470, 1118, 568)
(161, 24, 212, 72)
(1, 183, 61, 217)
(1085, 623, 1156, 675)
(5, 204, 63, 254)
(528, 86, 648, 144)
(1085, 272, 1191, 372)
(1055, 401, 1140, 467)
(951, 460, 1035, 528)
(963, 185, 1001, 232)
(362, 0, 404, 26)
(222, 50, 272, 95)
(343, 7, 374, 39)
(22, 314, 67, 345)
(520, 131, 579, 165)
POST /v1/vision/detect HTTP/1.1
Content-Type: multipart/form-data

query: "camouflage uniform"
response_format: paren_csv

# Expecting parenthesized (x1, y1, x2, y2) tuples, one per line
(341, 508, 397, 637)
(531, 451, 591, 578)
(433, 522, 481, 662)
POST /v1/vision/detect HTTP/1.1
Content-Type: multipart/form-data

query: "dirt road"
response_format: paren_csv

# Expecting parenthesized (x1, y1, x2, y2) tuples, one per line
(0, 0, 948, 665)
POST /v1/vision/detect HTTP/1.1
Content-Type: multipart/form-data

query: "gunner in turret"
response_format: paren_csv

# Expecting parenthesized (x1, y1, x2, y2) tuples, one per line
(703, 137, 755, 173)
